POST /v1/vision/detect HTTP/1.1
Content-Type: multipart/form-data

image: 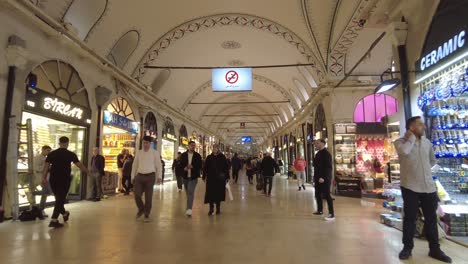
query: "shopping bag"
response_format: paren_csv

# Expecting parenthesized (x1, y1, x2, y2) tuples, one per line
(226, 182, 234, 201)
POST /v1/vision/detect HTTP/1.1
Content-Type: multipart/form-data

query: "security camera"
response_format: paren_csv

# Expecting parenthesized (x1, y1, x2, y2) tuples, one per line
(358, 19, 367, 27)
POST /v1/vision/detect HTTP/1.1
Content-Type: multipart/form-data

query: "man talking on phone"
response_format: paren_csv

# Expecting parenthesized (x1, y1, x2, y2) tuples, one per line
(394, 116, 451, 263)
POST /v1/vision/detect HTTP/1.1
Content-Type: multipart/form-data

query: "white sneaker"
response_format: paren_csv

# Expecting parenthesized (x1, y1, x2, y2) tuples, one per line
(186, 209, 192, 217)
(143, 217, 151, 223)
(178, 189, 182, 192)
(324, 214, 335, 221)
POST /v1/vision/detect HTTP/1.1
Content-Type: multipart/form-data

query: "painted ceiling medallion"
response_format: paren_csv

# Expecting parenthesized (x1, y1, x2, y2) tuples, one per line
(221, 40, 242, 49)
(228, 59, 245, 66)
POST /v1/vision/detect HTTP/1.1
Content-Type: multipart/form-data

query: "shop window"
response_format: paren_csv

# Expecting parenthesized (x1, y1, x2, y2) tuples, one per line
(31, 60, 90, 108)
(63, 0, 108, 40)
(106, 30, 140, 69)
(107, 97, 135, 120)
(353, 94, 398, 123)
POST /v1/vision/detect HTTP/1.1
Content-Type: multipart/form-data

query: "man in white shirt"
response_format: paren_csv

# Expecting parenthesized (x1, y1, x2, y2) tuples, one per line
(394, 116, 451, 263)
(33, 145, 52, 218)
(131, 136, 162, 222)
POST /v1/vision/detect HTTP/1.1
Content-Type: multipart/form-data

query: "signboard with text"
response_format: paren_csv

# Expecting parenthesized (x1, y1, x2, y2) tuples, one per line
(212, 68, 252, 92)
(103, 111, 139, 133)
(24, 89, 91, 127)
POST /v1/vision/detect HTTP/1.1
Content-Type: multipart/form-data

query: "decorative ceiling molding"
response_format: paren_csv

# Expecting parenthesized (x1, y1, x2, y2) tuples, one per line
(132, 13, 325, 82)
(328, 0, 378, 77)
(181, 74, 297, 111)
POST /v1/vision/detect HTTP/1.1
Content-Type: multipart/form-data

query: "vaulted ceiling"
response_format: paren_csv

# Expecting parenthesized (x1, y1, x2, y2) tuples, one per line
(29, 0, 399, 147)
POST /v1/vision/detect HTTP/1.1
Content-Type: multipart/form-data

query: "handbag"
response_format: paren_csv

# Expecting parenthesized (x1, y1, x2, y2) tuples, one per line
(226, 182, 234, 201)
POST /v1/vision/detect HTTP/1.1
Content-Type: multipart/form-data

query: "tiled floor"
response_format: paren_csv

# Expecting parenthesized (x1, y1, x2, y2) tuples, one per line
(1, 172, 467, 264)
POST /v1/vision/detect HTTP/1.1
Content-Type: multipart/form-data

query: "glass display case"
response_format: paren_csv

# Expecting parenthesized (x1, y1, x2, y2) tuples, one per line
(418, 57, 468, 238)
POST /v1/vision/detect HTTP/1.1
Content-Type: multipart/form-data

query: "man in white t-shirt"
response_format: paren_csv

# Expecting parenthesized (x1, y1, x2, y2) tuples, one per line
(131, 136, 162, 222)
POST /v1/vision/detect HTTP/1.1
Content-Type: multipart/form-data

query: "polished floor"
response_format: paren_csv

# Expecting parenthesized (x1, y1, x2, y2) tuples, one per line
(1, 171, 467, 264)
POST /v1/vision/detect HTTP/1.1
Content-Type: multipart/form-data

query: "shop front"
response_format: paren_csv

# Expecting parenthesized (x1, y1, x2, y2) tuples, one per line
(334, 94, 399, 198)
(282, 134, 289, 175)
(162, 117, 177, 181)
(102, 97, 138, 194)
(142, 111, 158, 150)
(306, 123, 314, 182)
(17, 60, 91, 207)
(406, 9, 467, 241)
(178, 125, 188, 153)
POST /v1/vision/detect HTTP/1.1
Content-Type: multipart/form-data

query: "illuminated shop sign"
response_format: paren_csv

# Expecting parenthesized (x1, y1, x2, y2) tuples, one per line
(103, 111, 139, 133)
(164, 133, 177, 141)
(25, 89, 91, 126)
(418, 30, 466, 71)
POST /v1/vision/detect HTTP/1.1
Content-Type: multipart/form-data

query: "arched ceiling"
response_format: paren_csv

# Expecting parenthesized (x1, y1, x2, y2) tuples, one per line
(30, 0, 400, 147)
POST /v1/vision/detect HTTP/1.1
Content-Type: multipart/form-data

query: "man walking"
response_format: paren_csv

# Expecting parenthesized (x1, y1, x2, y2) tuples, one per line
(131, 136, 162, 222)
(294, 154, 307, 191)
(313, 139, 334, 221)
(42, 137, 88, 228)
(231, 153, 241, 183)
(33, 145, 51, 218)
(179, 141, 202, 217)
(260, 152, 279, 197)
(394, 117, 451, 263)
(89, 147, 105, 202)
(173, 152, 184, 192)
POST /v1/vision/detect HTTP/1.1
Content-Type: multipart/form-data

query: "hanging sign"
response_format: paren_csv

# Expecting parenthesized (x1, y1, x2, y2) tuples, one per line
(103, 111, 139, 133)
(212, 68, 252, 92)
(25, 89, 91, 126)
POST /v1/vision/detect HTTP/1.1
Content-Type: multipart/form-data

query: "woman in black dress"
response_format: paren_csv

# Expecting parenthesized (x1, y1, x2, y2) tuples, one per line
(203, 144, 229, 215)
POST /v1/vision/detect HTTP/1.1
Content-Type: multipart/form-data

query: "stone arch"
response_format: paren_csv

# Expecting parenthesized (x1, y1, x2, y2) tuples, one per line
(132, 14, 325, 81)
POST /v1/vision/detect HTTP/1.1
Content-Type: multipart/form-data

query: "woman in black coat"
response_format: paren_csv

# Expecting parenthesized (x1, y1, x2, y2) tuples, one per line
(203, 144, 229, 215)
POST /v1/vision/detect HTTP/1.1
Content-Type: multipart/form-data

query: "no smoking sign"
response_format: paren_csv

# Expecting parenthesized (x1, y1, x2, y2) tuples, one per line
(225, 70, 239, 84)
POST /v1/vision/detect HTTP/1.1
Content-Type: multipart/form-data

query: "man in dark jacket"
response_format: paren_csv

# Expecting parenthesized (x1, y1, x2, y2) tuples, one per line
(172, 152, 184, 192)
(203, 144, 229, 215)
(122, 154, 133, 195)
(231, 153, 241, 183)
(313, 139, 335, 220)
(89, 147, 105, 201)
(178, 141, 203, 217)
(260, 152, 279, 197)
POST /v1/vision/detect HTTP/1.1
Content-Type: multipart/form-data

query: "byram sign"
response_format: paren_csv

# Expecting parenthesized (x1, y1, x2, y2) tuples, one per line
(212, 68, 252, 92)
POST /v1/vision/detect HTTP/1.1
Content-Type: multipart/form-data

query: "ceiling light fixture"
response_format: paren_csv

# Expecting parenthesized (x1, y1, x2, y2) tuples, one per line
(374, 78, 401, 94)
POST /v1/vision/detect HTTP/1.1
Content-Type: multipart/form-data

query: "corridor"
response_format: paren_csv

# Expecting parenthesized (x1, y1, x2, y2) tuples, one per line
(0, 173, 466, 264)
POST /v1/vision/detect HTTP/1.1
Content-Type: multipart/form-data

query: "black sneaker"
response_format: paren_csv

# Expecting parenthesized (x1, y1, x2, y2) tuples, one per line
(48, 220, 64, 228)
(94, 198, 101, 202)
(208, 210, 214, 216)
(298, 187, 302, 191)
(313, 211, 323, 215)
(62, 211, 70, 222)
(136, 210, 144, 219)
(302, 185, 306, 190)
(429, 249, 452, 263)
(398, 248, 412, 260)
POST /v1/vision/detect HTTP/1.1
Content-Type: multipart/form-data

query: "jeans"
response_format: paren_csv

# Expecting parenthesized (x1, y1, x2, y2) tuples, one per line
(233, 169, 240, 183)
(315, 179, 334, 215)
(122, 175, 132, 194)
(90, 172, 102, 199)
(133, 173, 156, 217)
(401, 187, 440, 251)
(49, 177, 71, 219)
(296, 171, 306, 187)
(183, 178, 198, 210)
(263, 176, 273, 194)
(176, 174, 183, 190)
